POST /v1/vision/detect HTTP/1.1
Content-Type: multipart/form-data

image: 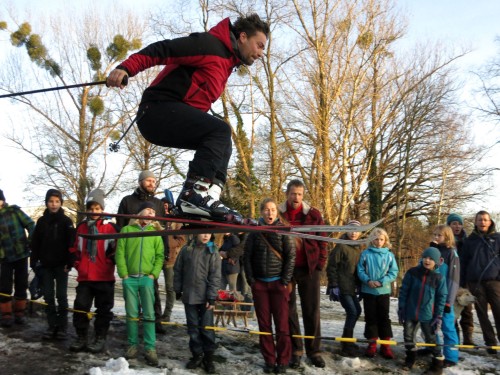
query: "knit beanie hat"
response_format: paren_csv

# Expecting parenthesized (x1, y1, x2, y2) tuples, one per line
(422, 247, 441, 264)
(86, 189, 105, 209)
(0, 189, 5, 201)
(138, 170, 155, 182)
(138, 201, 156, 213)
(45, 189, 63, 205)
(446, 213, 463, 225)
(347, 219, 361, 227)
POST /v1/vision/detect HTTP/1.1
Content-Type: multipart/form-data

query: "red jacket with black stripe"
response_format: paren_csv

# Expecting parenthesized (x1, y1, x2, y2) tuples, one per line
(117, 18, 242, 112)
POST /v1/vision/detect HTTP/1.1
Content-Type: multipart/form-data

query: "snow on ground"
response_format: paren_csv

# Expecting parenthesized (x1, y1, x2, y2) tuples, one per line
(1, 271, 499, 375)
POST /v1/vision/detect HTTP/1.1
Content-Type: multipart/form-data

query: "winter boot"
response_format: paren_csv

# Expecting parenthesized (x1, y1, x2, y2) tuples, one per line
(13, 299, 27, 325)
(42, 326, 57, 340)
(125, 345, 138, 359)
(55, 327, 68, 340)
(186, 352, 204, 369)
(69, 329, 88, 352)
(423, 357, 444, 375)
(176, 174, 241, 219)
(289, 355, 301, 369)
(202, 351, 216, 374)
(340, 328, 358, 357)
(0, 301, 13, 328)
(403, 350, 417, 370)
(144, 349, 159, 366)
(462, 329, 475, 346)
(379, 337, 395, 359)
(365, 338, 378, 358)
(87, 333, 106, 353)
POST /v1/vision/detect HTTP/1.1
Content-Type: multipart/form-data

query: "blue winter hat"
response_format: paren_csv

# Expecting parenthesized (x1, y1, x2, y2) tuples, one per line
(422, 247, 441, 264)
(446, 213, 463, 225)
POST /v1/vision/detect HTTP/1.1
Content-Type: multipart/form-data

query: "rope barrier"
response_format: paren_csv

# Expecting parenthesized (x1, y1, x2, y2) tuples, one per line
(2, 292, 499, 352)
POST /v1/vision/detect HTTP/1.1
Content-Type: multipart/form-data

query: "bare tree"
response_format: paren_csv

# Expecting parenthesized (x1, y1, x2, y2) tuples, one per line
(0, 6, 146, 217)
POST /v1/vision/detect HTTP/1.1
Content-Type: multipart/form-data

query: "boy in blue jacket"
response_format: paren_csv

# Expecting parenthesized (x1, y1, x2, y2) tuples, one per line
(398, 247, 447, 374)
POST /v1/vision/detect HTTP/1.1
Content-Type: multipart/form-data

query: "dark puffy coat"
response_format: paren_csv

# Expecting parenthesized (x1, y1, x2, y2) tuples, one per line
(461, 224, 500, 284)
(326, 235, 362, 295)
(116, 187, 165, 228)
(244, 223, 295, 285)
(31, 208, 75, 268)
(220, 233, 242, 274)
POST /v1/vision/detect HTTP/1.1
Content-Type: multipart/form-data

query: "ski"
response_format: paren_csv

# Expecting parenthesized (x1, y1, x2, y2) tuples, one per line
(78, 226, 366, 245)
(292, 218, 384, 233)
(77, 211, 383, 233)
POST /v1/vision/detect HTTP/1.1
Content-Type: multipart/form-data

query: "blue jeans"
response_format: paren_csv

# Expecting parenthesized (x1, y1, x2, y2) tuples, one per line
(42, 265, 68, 330)
(339, 294, 362, 330)
(184, 303, 217, 355)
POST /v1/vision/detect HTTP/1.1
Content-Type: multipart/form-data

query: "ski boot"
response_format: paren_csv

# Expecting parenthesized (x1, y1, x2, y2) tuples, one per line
(176, 174, 242, 222)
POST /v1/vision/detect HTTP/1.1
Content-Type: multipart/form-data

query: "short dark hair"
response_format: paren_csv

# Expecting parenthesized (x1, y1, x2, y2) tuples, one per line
(286, 179, 305, 193)
(232, 13, 270, 39)
(475, 210, 491, 221)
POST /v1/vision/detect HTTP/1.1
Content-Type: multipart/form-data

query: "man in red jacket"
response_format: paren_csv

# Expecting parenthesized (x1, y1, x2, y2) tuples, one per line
(278, 179, 328, 369)
(107, 14, 269, 221)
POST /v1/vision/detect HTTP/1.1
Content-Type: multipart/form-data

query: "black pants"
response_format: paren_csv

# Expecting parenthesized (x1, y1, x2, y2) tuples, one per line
(138, 101, 232, 183)
(288, 268, 322, 357)
(73, 281, 115, 336)
(362, 293, 393, 339)
(0, 257, 28, 302)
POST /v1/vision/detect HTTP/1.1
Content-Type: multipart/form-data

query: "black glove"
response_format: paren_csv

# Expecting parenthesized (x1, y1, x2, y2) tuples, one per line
(443, 304, 451, 314)
(207, 299, 215, 306)
(175, 292, 183, 300)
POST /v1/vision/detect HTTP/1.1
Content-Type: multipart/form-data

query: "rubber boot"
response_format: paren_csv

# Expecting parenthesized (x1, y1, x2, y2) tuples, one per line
(423, 357, 444, 375)
(380, 337, 395, 359)
(0, 301, 13, 328)
(403, 350, 416, 370)
(340, 328, 358, 357)
(13, 299, 27, 325)
(202, 351, 216, 374)
(87, 333, 106, 353)
(69, 329, 88, 352)
(365, 338, 378, 357)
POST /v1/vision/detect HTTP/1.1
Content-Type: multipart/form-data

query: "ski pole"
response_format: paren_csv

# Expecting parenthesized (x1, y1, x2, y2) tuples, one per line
(0, 76, 128, 99)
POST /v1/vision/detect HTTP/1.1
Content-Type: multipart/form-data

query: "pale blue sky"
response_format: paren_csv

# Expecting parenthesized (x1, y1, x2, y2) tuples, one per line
(0, 0, 499, 213)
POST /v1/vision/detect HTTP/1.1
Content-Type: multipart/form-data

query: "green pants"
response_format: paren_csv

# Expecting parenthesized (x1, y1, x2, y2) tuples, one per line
(123, 276, 156, 350)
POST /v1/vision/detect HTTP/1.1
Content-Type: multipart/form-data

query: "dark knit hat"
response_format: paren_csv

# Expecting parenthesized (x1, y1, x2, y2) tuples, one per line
(446, 213, 463, 225)
(138, 170, 155, 182)
(45, 189, 63, 205)
(86, 189, 105, 209)
(422, 247, 441, 264)
(138, 201, 156, 213)
(0, 189, 5, 201)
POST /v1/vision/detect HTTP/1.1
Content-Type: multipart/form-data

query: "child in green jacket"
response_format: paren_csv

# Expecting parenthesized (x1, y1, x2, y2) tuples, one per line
(116, 201, 164, 366)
